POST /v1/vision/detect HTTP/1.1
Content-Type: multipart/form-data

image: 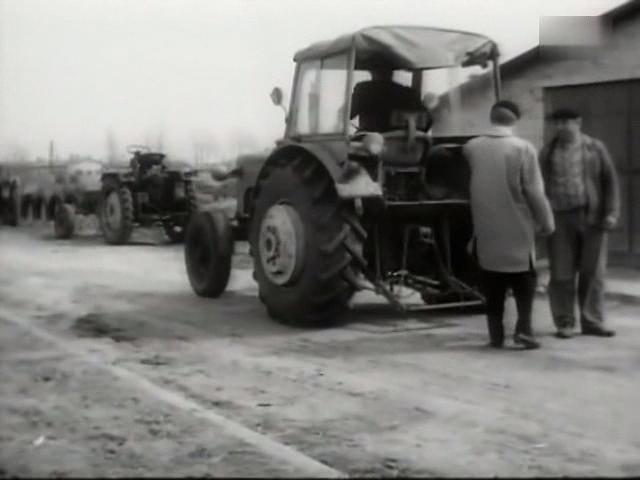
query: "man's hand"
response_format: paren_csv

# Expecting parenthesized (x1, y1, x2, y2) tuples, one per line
(602, 214, 617, 230)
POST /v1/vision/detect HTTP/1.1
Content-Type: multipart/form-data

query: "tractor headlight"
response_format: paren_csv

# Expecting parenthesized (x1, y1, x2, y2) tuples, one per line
(362, 132, 385, 156)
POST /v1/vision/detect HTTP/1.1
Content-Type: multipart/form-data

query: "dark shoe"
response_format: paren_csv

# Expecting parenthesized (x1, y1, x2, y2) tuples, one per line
(513, 333, 541, 350)
(555, 328, 574, 339)
(582, 326, 615, 337)
(487, 340, 504, 349)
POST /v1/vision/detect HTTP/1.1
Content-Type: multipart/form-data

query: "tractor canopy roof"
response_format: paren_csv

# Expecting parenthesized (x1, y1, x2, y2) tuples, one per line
(133, 152, 166, 161)
(293, 25, 499, 70)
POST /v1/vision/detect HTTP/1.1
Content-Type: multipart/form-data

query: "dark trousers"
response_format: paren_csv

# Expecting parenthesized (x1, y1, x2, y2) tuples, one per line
(481, 268, 538, 344)
(547, 208, 607, 330)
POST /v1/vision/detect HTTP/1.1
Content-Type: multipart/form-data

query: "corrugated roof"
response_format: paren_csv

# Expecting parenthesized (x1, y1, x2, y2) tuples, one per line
(499, 0, 640, 78)
(603, 0, 640, 23)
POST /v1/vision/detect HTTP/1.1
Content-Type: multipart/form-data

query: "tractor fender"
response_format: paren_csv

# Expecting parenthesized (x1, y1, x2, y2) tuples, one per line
(235, 142, 383, 218)
(257, 143, 381, 202)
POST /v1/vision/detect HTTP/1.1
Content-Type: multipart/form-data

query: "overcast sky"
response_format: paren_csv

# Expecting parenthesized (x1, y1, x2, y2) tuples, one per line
(0, 0, 625, 163)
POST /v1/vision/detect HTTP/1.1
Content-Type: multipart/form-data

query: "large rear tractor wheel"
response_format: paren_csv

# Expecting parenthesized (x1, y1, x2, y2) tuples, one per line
(250, 156, 366, 327)
(99, 184, 134, 245)
(184, 210, 233, 297)
(54, 202, 75, 239)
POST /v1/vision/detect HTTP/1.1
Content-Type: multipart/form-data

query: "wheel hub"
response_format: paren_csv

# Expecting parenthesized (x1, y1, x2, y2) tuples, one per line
(258, 204, 305, 286)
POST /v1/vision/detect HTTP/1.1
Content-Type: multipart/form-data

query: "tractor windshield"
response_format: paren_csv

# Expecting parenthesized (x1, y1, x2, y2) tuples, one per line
(420, 63, 495, 137)
(291, 53, 349, 136)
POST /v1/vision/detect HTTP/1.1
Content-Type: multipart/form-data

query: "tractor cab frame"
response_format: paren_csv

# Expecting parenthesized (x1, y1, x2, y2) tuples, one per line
(186, 25, 503, 326)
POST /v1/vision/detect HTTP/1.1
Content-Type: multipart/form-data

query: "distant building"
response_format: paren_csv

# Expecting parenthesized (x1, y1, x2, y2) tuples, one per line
(437, 0, 640, 265)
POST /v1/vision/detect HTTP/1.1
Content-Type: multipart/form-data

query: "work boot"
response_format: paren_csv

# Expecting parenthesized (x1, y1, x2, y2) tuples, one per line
(582, 325, 616, 337)
(513, 332, 541, 350)
(555, 327, 574, 339)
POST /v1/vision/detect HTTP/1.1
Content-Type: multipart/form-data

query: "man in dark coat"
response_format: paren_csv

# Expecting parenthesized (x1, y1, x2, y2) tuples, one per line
(540, 108, 620, 339)
(350, 69, 428, 132)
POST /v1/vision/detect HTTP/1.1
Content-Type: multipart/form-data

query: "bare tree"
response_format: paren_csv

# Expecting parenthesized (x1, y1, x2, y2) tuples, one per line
(192, 131, 222, 166)
(229, 130, 260, 158)
(0, 143, 30, 164)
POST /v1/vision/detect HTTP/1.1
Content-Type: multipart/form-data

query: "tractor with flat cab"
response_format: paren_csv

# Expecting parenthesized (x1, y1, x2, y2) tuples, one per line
(185, 25, 502, 326)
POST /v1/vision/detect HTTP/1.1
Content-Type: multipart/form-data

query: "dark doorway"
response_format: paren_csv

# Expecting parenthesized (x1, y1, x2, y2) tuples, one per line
(544, 79, 640, 265)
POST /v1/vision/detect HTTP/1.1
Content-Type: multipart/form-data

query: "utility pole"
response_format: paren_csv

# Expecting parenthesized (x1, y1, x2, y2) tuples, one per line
(48, 140, 55, 166)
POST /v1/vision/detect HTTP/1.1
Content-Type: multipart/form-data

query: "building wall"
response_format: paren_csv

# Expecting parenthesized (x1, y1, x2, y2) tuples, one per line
(435, 12, 640, 150)
(432, 9, 640, 262)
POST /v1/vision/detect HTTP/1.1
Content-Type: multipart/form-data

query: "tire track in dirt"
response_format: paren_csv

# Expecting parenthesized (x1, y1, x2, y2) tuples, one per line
(0, 324, 313, 478)
(20, 298, 634, 477)
(3, 230, 638, 476)
(3, 267, 636, 476)
(0, 308, 345, 479)
(106, 298, 640, 476)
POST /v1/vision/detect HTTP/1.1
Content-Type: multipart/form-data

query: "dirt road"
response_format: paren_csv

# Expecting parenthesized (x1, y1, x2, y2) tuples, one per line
(1, 224, 639, 477)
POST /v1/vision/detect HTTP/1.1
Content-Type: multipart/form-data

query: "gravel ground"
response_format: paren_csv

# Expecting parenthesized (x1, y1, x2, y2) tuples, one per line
(1, 223, 639, 477)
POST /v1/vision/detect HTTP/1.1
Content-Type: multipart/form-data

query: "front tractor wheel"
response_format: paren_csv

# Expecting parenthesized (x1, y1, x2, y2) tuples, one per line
(250, 157, 365, 327)
(99, 184, 134, 245)
(54, 202, 75, 239)
(184, 210, 233, 298)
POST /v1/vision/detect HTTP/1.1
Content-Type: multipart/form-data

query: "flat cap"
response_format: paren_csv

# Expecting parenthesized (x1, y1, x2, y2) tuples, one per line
(548, 107, 581, 120)
(491, 100, 521, 119)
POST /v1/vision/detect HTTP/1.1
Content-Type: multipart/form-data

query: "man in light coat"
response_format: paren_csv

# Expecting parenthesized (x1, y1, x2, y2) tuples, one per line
(540, 108, 620, 339)
(464, 100, 555, 349)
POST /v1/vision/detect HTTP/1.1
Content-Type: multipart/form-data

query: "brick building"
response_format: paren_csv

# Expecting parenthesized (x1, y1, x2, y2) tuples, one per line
(436, 0, 640, 265)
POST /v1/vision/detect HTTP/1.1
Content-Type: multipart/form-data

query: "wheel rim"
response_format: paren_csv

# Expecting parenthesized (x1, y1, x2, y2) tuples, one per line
(258, 204, 305, 286)
(103, 191, 122, 231)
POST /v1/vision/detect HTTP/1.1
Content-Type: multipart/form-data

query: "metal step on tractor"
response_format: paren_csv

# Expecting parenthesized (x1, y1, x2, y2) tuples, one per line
(98, 145, 199, 244)
(184, 25, 503, 327)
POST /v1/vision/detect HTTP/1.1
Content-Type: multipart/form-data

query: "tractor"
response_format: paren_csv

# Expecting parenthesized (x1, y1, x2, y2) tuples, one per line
(184, 25, 503, 326)
(98, 145, 198, 244)
(51, 160, 103, 239)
